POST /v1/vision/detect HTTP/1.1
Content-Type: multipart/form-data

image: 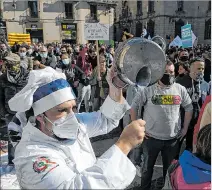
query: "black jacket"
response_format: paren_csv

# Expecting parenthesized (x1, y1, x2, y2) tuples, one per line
(0, 68, 29, 119)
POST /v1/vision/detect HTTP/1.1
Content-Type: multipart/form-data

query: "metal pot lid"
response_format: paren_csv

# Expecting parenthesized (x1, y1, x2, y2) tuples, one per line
(114, 37, 166, 86)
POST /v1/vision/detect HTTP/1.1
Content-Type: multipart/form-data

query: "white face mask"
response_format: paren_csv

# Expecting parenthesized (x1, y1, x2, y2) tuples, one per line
(19, 52, 26, 57)
(28, 49, 32, 54)
(40, 52, 48, 58)
(62, 59, 69, 65)
(44, 113, 79, 139)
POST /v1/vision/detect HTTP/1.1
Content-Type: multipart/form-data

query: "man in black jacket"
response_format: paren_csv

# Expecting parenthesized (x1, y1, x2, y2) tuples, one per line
(176, 57, 210, 152)
(0, 53, 29, 164)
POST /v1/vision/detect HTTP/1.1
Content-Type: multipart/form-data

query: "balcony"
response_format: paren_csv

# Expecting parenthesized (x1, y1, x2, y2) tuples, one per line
(55, 12, 75, 26)
(19, 9, 39, 24)
(87, 0, 117, 7)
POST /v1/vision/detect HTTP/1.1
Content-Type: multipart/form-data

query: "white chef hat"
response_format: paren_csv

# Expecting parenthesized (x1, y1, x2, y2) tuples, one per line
(8, 67, 76, 116)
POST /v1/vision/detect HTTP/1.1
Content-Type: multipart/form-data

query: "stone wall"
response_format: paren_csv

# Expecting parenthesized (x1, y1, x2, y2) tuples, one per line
(115, 0, 211, 44)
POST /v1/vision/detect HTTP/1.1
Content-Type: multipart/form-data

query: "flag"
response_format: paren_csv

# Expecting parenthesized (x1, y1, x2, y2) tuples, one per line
(192, 30, 197, 47)
(169, 36, 182, 49)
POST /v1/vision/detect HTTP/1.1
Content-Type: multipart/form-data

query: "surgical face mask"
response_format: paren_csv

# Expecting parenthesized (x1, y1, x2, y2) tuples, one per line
(62, 59, 69, 65)
(180, 56, 189, 62)
(19, 52, 26, 58)
(28, 49, 32, 54)
(44, 113, 80, 139)
(195, 72, 204, 82)
(40, 52, 48, 58)
(160, 73, 175, 86)
(74, 48, 79, 53)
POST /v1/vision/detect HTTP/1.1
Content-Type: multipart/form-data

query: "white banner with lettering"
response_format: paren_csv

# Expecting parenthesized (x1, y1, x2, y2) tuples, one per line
(84, 23, 109, 40)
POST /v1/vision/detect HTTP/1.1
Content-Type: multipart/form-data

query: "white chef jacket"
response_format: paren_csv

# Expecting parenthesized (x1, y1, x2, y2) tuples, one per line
(13, 96, 136, 189)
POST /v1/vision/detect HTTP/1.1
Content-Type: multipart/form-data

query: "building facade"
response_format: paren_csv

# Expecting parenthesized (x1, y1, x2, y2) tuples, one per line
(1, 0, 116, 44)
(115, 0, 211, 45)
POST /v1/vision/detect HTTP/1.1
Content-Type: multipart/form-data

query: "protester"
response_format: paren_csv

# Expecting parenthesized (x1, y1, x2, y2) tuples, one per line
(130, 61, 193, 189)
(18, 46, 33, 71)
(176, 57, 210, 151)
(34, 46, 57, 69)
(175, 49, 189, 76)
(193, 95, 211, 151)
(176, 61, 189, 80)
(8, 67, 146, 189)
(163, 124, 211, 189)
(0, 53, 29, 165)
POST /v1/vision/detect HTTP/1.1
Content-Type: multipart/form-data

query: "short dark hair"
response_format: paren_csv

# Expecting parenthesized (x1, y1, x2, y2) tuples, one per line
(189, 57, 205, 66)
(166, 58, 174, 66)
(196, 124, 211, 165)
(179, 61, 190, 72)
(47, 43, 53, 49)
(61, 46, 67, 50)
(19, 45, 27, 50)
(88, 48, 95, 54)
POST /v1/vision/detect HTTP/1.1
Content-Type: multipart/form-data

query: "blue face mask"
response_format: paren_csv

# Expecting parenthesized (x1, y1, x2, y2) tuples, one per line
(40, 53, 48, 58)
(62, 59, 69, 65)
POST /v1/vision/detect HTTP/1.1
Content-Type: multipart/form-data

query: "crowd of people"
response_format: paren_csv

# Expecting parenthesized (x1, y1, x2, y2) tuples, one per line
(0, 36, 211, 190)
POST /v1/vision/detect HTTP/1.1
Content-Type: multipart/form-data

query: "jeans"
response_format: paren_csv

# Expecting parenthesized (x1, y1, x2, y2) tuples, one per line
(140, 137, 180, 190)
(77, 83, 91, 112)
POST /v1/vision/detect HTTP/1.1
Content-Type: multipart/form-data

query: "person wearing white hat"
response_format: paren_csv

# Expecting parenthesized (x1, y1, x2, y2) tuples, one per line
(8, 66, 146, 189)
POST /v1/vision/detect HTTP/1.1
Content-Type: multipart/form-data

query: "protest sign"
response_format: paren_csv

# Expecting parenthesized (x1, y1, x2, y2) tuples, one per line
(84, 23, 109, 40)
(181, 24, 192, 48)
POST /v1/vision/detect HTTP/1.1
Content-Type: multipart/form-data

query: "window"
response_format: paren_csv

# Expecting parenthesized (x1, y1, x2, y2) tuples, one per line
(136, 22, 143, 37)
(147, 19, 154, 37)
(148, 0, 154, 13)
(65, 3, 73, 19)
(137, 1, 142, 15)
(175, 19, 184, 37)
(122, 1, 129, 18)
(90, 4, 97, 20)
(28, 1, 38, 18)
(204, 18, 211, 39)
(177, 1, 184, 12)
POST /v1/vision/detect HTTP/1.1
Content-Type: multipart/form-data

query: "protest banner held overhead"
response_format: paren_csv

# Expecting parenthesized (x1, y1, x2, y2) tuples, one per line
(84, 23, 109, 41)
(181, 24, 193, 48)
(169, 36, 183, 48)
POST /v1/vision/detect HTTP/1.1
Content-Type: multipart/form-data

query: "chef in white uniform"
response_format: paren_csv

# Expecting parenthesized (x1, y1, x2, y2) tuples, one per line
(8, 66, 146, 189)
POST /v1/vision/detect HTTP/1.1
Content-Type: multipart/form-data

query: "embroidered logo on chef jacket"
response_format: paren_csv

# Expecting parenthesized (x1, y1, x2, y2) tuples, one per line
(151, 95, 181, 105)
(33, 156, 59, 178)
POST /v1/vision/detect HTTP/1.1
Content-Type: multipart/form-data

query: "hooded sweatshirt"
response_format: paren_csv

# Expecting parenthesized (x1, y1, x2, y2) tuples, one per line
(170, 150, 211, 189)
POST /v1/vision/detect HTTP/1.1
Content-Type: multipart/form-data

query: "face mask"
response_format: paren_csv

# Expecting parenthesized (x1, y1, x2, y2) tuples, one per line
(180, 56, 189, 62)
(28, 49, 32, 54)
(44, 113, 80, 139)
(196, 72, 204, 82)
(62, 59, 69, 65)
(74, 48, 79, 53)
(19, 52, 26, 58)
(160, 73, 175, 86)
(40, 53, 48, 58)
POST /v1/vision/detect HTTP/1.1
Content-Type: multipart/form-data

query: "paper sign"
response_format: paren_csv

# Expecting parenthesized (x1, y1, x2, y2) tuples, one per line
(84, 23, 109, 40)
(181, 24, 192, 48)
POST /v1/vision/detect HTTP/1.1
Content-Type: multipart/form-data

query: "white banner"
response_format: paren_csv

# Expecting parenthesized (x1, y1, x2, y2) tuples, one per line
(84, 23, 109, 40)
